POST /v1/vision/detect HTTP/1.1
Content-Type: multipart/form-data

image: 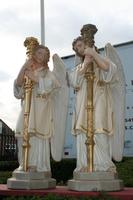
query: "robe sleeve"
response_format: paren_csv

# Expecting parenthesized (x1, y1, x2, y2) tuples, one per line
(68, 65, 84, 89)
(13, 80, 24, 99)
(101, 61, 117, 83)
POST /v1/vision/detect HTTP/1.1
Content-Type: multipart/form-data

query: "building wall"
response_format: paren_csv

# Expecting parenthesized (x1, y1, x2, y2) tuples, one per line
(62, 41, 133, 158)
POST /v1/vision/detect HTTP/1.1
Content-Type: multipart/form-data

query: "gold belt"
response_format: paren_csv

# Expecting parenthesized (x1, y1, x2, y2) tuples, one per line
(97, 80, 106, 86)
(36, 94, 48, 99)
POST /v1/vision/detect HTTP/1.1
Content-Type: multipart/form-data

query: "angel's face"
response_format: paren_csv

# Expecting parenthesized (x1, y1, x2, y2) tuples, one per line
(33, 48, 49, 64)
(73, 40, 85, 57)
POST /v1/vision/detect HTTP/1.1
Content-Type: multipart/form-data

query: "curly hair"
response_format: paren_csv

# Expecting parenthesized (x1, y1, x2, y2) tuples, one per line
(72, 36, 83, 52)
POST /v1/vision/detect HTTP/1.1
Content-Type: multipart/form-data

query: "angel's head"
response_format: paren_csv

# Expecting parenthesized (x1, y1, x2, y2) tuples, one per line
(32, 45, 50, 67)
(72, 36, 85, 58)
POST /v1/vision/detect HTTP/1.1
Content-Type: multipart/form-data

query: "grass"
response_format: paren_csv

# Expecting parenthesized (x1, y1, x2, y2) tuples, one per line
(0, 193, 120, 200)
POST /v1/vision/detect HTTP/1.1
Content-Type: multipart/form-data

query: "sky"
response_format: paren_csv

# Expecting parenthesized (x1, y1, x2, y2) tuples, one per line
(0, 0, 133, 130)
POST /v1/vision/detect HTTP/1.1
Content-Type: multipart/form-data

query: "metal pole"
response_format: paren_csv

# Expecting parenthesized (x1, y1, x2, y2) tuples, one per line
(40, 0, 45, 45)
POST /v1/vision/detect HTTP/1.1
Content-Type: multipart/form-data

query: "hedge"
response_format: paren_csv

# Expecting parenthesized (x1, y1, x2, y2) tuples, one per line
(0, 157, 133, 187)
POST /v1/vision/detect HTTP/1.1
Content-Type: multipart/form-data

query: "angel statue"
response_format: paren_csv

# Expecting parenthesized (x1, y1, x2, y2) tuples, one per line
(68, 32, 126, 173)
(13, 37, 68, 172)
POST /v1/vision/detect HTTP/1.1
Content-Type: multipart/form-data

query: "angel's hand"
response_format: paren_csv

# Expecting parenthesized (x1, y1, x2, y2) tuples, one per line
(84, 55, 93, 66)
(23, 58, 35, 70)
(84, 47, 95, 57)
(25, 69, 38, 82)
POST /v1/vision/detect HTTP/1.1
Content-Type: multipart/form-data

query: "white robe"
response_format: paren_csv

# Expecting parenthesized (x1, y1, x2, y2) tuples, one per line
(14, 68, 60, 172)
(69, 61, 118, 172)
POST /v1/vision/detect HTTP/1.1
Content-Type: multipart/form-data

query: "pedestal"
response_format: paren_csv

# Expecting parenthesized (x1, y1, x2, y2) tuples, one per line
(7, 170, 56, 189)
(68, 171, 124, 191)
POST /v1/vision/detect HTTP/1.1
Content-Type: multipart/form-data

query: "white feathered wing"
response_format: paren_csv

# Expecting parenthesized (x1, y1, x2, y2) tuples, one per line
(105, 43, 126, 161)
(50, 54, 69, 161)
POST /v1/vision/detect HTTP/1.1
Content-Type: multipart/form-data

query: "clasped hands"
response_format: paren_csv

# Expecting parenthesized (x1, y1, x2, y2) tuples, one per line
(83, 47, 95, 67)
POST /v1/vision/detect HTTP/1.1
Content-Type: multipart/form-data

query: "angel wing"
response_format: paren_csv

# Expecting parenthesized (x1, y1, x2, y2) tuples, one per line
(105, 43, 126, 161)
(50, 54, 69, 161)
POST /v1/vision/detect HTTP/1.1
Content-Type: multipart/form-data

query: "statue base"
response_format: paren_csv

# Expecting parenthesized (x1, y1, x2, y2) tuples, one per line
(7, 170, 56, 189)
(68, 171, 124, 191)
